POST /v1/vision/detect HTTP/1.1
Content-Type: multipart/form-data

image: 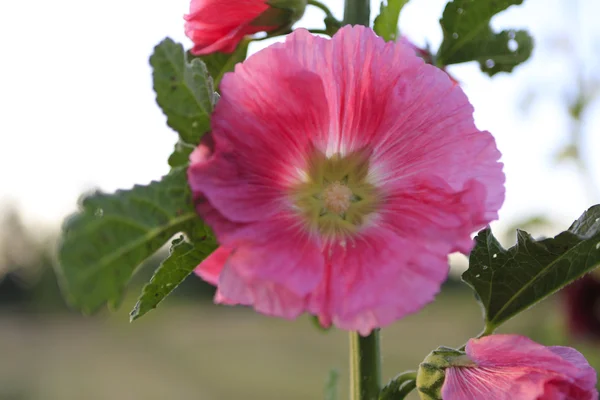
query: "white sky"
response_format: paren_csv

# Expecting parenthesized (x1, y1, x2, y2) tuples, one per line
(0, 0, 599, 236)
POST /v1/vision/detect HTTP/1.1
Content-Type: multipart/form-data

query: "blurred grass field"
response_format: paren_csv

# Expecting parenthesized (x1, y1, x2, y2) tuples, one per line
(0, 284, 571, 400)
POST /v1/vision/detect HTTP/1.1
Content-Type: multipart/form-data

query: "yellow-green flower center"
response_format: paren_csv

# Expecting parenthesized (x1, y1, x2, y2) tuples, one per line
(291, 151, 378, 238)
(322, 181, 353, 214)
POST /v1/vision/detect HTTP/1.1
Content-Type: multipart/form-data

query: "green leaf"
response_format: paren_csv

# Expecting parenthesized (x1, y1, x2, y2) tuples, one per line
(437, 0, 533, 76)
(324, 369, 339, 400)
(130, 233, 217, 321)
(168, 140, 195, 169)
(373, 0, 410, 42)
(56, 167, 201, 314)
(189, 39, 250, 89)
(463, 205, 600, 332)
(151, 38, 214, 145)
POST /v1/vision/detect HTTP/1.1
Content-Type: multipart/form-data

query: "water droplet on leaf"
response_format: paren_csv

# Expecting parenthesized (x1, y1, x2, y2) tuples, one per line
(492, 254, 498, 258)
(94, 208, 104, 217)
(452, 32, 459, 39)
(482, 265, 489, 270)
(485, 59, 495, 68)
(457, 7, 464, 14)
(508, 39, 519, 52)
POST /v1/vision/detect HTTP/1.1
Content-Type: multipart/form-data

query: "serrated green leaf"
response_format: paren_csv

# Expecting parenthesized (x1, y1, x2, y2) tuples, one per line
(56, 168, 202, 314)
(324, 369, 339, 400)
(463, 204, 600, 332)
(437, 0, 533, 76)
(130, 233, 217, 321)
(189, 39, 249, 89)
(373, 0, 409, 42)
(168, 140, 195, 169)
(151, 37, 214, 145)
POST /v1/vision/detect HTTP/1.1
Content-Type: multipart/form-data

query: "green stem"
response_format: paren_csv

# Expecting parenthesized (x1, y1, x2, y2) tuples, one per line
(308, 0, 336, 19)
(350, 330, 382, 400)
(308, 29, 330, 35)
(379, 371, 417, 400)
(394, 380, 417, 399)
(343, 0, 371, 26)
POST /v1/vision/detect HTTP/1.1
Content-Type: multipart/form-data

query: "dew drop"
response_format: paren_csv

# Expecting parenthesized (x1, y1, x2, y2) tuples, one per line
(482, 265, 489, 270)
(595, 217, 600, 222)
(485, 59, 495, 68)
(94, 208, 104, 217)
(166, 283, 173, 287)
(475, 274, 481, 278)
(508, 31, 516, 40)
(492, 254, 498, 259)
(596, 242, 600, 250)
(457, 7, 464, 14)
(192, 121, 199, 128)
(508, 39, 519, 52)
(452, 32, 459, 39)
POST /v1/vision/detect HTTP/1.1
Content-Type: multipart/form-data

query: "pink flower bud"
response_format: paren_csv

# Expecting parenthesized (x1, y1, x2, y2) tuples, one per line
(440, 335, 598, 400)
(184, 0, 307, 55)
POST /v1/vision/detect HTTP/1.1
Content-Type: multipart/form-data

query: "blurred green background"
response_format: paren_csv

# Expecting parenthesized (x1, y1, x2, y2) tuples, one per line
(0, 207, 599, 400)
(2, 0, 600, 399)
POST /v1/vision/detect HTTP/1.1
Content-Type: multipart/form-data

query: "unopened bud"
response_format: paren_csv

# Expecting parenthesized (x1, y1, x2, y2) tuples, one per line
(416, 346, 475, 400)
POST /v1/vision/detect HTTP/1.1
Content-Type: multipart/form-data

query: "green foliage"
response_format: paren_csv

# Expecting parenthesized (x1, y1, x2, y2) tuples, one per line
(189, 39, 250, 89)
(437, 0, 533, 76)
(130, 233, 217, 321)
(324, 369, 339, 400)
(463, 205, 600, 332)
(168, 140, 196, 169)
(373, 0, 409, 42)
(56, 168, 201, 314)
(151, 38, 214, 145)
(379, 371, 417, 400)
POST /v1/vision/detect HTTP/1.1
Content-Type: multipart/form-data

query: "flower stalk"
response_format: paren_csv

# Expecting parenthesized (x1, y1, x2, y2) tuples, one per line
(343, 0, 370, 26)
(350, 330, 382, 400)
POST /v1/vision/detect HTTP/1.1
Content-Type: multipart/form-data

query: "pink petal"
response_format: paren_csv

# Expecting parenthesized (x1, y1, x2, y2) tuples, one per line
(216, 252, 310, 319)
(467, 335, 581, 373)
(219, 236, 324, 297)
(188, 54, 330, 226)
(194, 246, 232, 285)
(443, 366, 546, 400)
(184, 0, 270, 55)
(308, 227, 449, 335)
(442, 335, 598, 400)
(548, 346, 598, 393)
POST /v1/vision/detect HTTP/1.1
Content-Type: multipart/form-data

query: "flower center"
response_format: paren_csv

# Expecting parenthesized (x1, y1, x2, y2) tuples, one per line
(323, 181, 353, 214)
(290, 151, 378, 238)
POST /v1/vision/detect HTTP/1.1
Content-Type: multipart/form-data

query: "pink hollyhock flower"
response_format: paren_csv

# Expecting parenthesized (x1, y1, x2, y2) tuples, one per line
(441, 335, 598, 400)
(184, 0, 306, 55)
(188, 25, 505, 335)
